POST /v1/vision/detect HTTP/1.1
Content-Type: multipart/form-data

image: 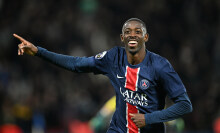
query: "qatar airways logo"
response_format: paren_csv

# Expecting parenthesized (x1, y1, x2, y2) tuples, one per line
(120, 87, 148, 106)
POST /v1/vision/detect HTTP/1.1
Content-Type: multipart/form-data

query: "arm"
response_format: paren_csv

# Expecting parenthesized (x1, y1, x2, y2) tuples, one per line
(130, 93, 193, 128)
(36, 47, 95, 72)
(144, 92, 193, 124)
(13, 34, 95, 73)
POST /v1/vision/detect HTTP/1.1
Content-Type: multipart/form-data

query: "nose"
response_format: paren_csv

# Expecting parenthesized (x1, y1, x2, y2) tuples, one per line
(130, 31, 136, 37)
(128, 32, 138, 40)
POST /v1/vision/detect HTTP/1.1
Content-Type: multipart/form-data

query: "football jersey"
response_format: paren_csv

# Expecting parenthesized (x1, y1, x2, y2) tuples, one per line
(93, 46, 186, 133)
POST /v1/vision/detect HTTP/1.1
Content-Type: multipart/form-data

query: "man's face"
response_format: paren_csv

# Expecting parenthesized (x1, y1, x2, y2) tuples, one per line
(121, 21, 148, 54)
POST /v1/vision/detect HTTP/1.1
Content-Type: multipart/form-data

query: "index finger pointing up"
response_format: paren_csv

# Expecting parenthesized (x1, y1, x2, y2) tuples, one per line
(13, 34, 26, 42)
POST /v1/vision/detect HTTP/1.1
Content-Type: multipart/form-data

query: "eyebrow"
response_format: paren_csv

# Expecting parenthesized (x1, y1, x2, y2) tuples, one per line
(124, 28, 142, 31)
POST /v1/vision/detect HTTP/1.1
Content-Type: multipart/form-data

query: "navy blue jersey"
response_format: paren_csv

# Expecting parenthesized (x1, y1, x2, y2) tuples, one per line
(93, 46, 186, 133)
(36, 46, 191, 133)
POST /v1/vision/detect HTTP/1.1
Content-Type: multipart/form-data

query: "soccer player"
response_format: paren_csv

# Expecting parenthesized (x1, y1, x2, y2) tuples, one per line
(14, 18, 193, 133)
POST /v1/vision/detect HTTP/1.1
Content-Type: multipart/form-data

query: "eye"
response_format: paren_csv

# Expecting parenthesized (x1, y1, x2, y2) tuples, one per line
(124, 31, 130, 34)
(136, 30, 141, 34)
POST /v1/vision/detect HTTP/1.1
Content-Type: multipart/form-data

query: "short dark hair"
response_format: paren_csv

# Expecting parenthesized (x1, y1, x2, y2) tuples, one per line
(122, 18, 147, 34)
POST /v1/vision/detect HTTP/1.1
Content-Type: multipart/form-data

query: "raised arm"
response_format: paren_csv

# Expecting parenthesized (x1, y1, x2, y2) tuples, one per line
(13, 34, 95, 73)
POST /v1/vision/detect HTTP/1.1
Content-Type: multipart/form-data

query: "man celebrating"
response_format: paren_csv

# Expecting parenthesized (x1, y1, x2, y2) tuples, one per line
(14, 18, 192, 133)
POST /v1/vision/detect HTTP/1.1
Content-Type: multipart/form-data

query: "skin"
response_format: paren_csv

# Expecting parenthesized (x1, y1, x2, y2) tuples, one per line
(120, 21, 149, 65)
(13, 34, 38, 56)
(13, 20, 149, 128)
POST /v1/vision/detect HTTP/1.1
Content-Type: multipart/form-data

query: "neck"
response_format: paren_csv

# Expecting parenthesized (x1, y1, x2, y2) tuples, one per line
(127, 47, 146, 65)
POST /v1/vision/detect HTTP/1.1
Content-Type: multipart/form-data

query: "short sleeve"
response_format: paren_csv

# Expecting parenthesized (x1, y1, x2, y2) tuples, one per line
(158, 59, 186, 98)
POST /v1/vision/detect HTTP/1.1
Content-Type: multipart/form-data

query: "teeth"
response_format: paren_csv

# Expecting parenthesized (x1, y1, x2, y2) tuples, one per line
(129, 41, 137, 44)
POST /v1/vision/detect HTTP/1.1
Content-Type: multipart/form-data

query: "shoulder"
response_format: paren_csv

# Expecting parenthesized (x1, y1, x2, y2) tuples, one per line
(147, 51, 169, 66)
(108, 46, 124, 55)
(147, 50, 171, 71)
(105, 46, 125, 61)
(94, 46, 120, 59)
(94, 46, 125, 63)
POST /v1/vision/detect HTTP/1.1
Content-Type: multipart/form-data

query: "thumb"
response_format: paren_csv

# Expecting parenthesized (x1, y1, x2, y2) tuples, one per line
(129, 113, 135, 117)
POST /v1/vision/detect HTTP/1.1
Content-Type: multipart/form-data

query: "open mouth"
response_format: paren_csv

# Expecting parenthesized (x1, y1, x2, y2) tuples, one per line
(128, 40, 138, 47)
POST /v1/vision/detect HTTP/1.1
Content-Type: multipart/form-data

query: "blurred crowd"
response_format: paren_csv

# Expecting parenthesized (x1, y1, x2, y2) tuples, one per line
(0, 0, 219, 132)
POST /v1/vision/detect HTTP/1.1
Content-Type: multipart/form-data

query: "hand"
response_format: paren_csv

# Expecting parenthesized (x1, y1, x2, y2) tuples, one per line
(13, 34, 38, 56)
(129, 113, 146, 128)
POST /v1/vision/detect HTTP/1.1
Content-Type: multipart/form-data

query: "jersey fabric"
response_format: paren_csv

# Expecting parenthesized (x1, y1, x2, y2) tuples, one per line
(93, 46, 186, 133)
(36, 46, 192, 133)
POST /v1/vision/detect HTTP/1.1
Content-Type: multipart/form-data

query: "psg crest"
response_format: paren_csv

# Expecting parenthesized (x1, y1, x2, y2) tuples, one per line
(140, 79, 150, 90)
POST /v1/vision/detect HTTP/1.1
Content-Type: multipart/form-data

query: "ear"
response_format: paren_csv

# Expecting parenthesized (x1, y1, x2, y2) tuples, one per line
(144, 33, 149, 42)
(120, 34, 124, 42)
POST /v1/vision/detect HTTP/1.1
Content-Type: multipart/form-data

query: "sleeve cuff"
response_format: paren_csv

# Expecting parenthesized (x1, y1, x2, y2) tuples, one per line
(145, 113, 153, 125)
(35, 46, 46, 56)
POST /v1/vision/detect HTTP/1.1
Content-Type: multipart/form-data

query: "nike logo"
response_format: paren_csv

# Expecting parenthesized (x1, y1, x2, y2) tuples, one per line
(117, 74, 124, 79)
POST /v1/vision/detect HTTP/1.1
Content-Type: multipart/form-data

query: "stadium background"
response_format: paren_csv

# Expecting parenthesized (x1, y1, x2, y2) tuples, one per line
(0, 0, 219, 132)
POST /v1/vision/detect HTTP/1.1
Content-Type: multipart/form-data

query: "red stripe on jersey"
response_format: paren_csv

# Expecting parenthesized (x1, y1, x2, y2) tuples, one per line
(127, 103, 139, 133)
(125, 66, 140, 133)
(125, 66, 140, 91)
